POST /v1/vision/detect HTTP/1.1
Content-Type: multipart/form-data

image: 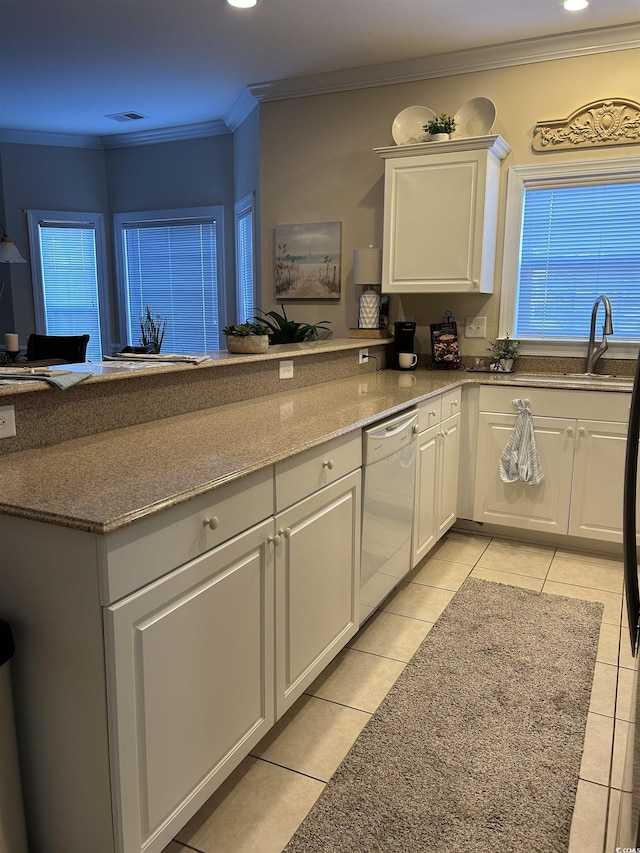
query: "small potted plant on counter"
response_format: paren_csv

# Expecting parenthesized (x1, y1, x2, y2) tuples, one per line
(424, 112, 457, 141)
(252, 306, 332, 344)
(487, 334, 520, 372)
(223, 321, 270, 354)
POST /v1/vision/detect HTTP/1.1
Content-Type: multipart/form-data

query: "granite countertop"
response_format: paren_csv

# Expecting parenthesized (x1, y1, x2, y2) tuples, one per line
(0, 367, 632, 536)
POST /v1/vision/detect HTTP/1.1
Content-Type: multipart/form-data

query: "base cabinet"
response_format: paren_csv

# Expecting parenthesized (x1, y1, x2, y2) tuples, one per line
(275, 470, 361, 717)
(473, 387, 636, 543)
(105, 520, 275, 853)
(413, 389, 462, 567)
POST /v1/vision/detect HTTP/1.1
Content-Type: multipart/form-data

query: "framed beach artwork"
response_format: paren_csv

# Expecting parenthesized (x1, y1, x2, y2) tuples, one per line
(275, 221, 341, 299)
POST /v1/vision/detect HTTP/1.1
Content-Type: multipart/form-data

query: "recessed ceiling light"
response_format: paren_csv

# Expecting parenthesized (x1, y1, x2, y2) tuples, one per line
(226, 0, 259, 7)
(563, 0, 589, 10)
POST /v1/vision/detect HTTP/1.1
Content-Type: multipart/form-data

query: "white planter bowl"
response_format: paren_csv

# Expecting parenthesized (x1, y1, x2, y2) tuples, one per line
(225, 335, 269, 354)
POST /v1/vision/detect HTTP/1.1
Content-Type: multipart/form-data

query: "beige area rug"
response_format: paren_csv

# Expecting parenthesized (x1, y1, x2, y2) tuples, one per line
(284, 577, 603, 853)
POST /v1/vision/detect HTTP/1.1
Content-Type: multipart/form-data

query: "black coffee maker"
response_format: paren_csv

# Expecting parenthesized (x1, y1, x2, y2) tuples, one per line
(393, 321, 416, 370)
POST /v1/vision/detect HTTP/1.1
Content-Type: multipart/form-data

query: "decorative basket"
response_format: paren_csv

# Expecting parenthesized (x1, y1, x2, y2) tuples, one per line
(225, 335, 269, 354)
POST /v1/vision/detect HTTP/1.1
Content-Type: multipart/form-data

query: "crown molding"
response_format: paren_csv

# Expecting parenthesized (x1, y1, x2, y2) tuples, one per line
(0, 128, 103, 148)
(100, 119, 230, 149)
(224, 88, 259, 132)
(248, 22, 640, 104)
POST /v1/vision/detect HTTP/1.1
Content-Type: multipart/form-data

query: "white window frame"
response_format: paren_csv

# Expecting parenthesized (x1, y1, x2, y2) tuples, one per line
(234, 192, 256, 324)
(113, 205, 225, 351)
(499, 156, 640, 360)
(26, 209, 111, 354)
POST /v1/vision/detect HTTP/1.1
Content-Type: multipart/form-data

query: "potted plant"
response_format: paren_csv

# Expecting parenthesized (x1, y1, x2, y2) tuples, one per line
(252, 306, 332, 344)
(223, 321, 270, 354)
(487, 334, 520, 371)
(424, 112, 457, 141)
(140, 305, 168, 354)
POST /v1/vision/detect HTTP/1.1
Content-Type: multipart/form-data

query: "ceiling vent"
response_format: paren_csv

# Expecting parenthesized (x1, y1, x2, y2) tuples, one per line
(105, 111, 148, 123)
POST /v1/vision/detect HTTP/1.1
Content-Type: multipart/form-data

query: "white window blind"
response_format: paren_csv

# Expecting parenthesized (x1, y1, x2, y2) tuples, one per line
(119, 213, 220, 353)
(30, 218, 103, 361)
(515, 181, 640, 341)
(235, 194, 255, 323)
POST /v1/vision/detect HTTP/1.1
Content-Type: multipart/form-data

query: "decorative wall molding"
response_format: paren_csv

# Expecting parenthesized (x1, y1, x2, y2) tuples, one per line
(533, 99, 640, 151)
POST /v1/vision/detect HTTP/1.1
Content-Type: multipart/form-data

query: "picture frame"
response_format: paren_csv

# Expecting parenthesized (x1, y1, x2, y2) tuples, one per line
(275, 221, 341, 299)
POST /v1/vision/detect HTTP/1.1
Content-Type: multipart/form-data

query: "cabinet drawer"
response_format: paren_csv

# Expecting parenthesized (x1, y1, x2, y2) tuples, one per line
(479, 385, 631, 421)
(100, 467, 274, 604)
(417, 395, 441, 431)
(441, 387, 462, 420)
(275, 431, 362, 511)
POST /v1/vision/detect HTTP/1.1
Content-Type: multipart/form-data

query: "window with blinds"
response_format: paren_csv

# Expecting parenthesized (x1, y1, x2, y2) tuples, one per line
(499, 158, 640, 356)
(26, 211, 106, 362)
(516, 181, 640, 340)
(115, 207, 223, 353)
(235, 194, 256, 323)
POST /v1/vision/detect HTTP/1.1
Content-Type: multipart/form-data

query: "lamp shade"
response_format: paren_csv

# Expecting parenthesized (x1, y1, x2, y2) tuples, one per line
(0, 228, 26, 264)
(352, 247, 382, 286)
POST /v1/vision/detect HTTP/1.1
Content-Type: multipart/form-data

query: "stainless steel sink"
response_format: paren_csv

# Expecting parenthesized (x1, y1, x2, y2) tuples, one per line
(510, 373, 633, 390)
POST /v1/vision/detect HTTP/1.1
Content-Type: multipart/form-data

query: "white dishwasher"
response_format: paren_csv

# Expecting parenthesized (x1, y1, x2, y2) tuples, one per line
(360, 408, 418, 623)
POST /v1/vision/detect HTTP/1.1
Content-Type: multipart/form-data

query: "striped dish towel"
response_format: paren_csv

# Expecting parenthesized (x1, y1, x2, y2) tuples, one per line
(499, 399, 544, 485)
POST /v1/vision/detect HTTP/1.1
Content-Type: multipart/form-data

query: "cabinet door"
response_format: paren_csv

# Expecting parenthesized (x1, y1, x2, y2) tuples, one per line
(412, 423, 439, 567)
(437, 412, 461, 539)
(569, 419, 639, 543)
(473, 412, 574, 533)
(381, 144, 505, 294)
(275, 470, 361, 717)
(105, 519, 275, 853)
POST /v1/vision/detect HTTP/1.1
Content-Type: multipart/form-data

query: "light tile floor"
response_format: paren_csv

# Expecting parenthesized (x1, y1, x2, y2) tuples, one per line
(165, 530, 635, 853)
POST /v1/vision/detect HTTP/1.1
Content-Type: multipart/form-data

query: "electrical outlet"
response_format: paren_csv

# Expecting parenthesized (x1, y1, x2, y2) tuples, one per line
(0, 405, 16, 439)
(359, 348, 369, 365)
(465, 316, 487, 338)
(279, 360, 294, 380)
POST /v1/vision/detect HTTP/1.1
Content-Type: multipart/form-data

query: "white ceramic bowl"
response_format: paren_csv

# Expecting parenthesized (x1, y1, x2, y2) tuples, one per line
(392, 105, 435, 145)
(451, 97, 497, 139)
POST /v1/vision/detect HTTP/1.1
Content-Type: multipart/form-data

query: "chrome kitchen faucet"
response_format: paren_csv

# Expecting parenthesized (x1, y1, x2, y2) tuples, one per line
(585, 294, 613, 375)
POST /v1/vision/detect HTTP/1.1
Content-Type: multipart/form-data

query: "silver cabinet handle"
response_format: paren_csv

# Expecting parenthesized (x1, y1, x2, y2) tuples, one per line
(323, 459, 335, 470)
(452, 399, 459, 407)
(566, 427, 574, 437)
(203, 516, 219, 530)
(413, 424, 420, 434)
(278, 527, 292, 539)
(578, 427, 586, 436)
(430, 409, 437, 416)
(268, 534, 281, 546)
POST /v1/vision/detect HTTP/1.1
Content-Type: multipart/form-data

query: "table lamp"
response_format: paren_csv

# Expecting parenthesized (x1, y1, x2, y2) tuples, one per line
(1, 226, 27, 358)
(353, 246, 382, 329)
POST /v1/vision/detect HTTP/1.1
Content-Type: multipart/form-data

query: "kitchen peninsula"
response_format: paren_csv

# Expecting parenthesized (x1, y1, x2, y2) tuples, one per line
(0, 338, 635, 853)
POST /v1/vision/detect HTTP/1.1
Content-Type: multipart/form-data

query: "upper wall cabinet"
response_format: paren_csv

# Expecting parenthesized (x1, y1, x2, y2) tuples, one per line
(375, 135, 511, 294)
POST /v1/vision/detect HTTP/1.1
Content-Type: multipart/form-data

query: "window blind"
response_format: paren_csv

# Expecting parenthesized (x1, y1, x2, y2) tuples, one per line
(516, 181, 640, 340)
(38, 223, 103, 361)
(122, 218, 218, 353)
(235, 204, 255, 323)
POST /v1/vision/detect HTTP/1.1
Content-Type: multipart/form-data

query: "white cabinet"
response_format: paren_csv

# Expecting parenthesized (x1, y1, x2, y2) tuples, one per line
(274, 433, 361, 717)
(375, 136, 510, 294)
(413, 388, 462, 566)
(105, 520, 275, 853)
(473, 386, 635, 543)
(275, 471, 361, 716)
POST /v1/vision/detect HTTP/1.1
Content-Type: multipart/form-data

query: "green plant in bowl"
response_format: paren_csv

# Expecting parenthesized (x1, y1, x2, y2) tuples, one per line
(252, 306, 332, 344)
(424, 113, 457, 136)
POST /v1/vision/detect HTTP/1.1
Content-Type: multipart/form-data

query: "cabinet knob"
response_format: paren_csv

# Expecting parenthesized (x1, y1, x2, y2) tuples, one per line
(278, 527, 292, 539)
(430, 409, 437, 416)
(323, 459, 335, 470)
(202, 516, 219, 531)
(472, 280, 480, 288)
(413, 424, 420, 435)
(443, 428, 450, 436)
(566, 428, 574, 437)
(268, 534, 281, 546)
(578, 427, 586, 436)
(452, 399, 459, 407)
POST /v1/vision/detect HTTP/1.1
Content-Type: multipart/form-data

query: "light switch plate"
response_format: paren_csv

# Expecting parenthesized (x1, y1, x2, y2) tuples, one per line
(0, 405, 16, 439)
(465, 316, 487, 338)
